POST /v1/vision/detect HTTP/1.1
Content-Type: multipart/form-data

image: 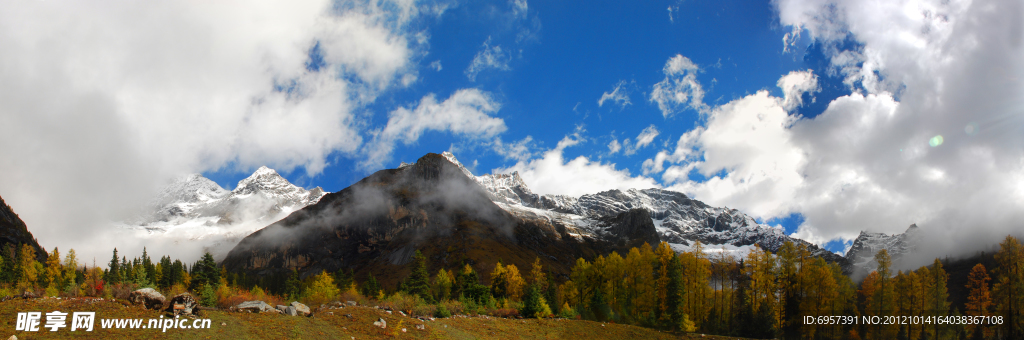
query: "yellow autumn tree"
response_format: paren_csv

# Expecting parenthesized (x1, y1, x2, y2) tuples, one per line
(655, 241, 675, 322)
(681, 241, 711, 331)
(993, 235, 1024, 339)
(625, 243, 657, 322)
(965, 263, 992, 339)
(800, 257, 837, 340)
(305, 270, 340, 305)
(17, 244, 39, 293)
(44, 247, 62, 296)
(433, 268, 454, 302)
(505, 264, 525, 301)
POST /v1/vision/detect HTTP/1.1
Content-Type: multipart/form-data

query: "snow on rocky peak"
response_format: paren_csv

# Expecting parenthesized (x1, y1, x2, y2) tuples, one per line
(120, 166, 329, 260)
(844, 224, 921, 275)
(438, 152, 843, 263)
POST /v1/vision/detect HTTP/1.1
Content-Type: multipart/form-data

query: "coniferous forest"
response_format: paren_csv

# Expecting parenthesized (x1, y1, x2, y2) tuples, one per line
(0, 235, 1021, 339)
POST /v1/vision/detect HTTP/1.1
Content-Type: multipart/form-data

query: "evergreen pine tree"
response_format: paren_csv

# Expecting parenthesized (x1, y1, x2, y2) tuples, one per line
(106, 248, 119, 284)
(284, 269, 301, 300)
(403, 250, 432, 302)
(521, 284, 542, 318)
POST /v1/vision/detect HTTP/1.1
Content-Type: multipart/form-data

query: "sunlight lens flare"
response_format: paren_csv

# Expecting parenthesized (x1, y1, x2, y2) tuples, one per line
(964, 122, 978, 135)
(929, 135, 944, 147)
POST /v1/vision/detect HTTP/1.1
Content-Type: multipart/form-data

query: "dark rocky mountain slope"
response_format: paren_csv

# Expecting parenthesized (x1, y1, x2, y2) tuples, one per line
(0, 195, 46, 261)
(222, 153, 643, 287)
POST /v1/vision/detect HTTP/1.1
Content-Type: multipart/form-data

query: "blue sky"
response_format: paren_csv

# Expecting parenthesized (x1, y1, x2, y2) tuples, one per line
(5, 0, 1023, 261)
(202, 0, 821, 241)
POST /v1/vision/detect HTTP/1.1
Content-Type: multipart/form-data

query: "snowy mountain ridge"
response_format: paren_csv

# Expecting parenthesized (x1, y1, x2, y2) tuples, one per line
(843, 224, 921, 275)
(439, 152, 846, 265)
(119, 167, 328, 259)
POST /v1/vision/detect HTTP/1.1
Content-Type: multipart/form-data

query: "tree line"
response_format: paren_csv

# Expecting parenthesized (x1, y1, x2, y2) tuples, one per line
(0, 235, 1021, 339)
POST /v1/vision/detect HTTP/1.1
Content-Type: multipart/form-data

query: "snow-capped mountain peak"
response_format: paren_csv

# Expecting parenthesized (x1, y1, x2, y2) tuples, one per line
(120, 166, 330, 260)
(433, 152, 845, 266)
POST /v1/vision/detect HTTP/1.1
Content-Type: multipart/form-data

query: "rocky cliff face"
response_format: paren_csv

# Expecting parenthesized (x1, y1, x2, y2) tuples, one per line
(0, 195, 46, 261)
(844, 224, 921, 277)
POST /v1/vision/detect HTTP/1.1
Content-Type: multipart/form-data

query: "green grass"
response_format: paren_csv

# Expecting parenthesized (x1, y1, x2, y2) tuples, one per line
(0, 298, 748, 339)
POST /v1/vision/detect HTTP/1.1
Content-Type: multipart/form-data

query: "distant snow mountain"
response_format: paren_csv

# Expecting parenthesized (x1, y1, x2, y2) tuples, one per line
(440, 152, 847, 265)
(844, 224, 921, 276)
(119, 166, 327, 259)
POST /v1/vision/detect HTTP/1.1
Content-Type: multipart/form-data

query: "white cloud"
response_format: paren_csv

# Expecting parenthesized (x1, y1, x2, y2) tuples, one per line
(661, 90, 805, 219)
(633, 125, 661, 150)
(598, 80, 632, 109)
(510, 0, 528, 20)
(644, 0, 1024, 264)
(608, 139, 622, 154)
(649, 54, 708, 117)
(777, 69, 819, 111)
(465, 37, 512, 81)
(430, 60, 443, 71)
(492, 136, 535, 162)
(366, 88, 506, 168)
(0, 0, 430, 263)
(496, 129, 660, 197)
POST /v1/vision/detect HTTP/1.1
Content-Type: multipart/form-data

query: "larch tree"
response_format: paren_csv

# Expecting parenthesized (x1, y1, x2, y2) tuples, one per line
(17, 244, 38, 292)
(994, 235, 1024, 339)
(924, 258, 950, 340)
(43, 247, 62, 295)
(655, 241, 675, 323)
(964, 263, 992, 339)
(62, 249, 78, 294)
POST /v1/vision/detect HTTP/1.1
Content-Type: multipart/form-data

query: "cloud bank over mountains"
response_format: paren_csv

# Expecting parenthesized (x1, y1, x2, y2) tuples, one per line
(0, 0, 509, 257)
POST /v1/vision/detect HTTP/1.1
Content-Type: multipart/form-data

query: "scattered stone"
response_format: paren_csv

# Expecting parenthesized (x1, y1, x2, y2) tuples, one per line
(234, 300, 278, 313)
(345, 314, 353, 318)
(398, 311, 406, 317)
(346, 301, 357, 306)
(167, 293, 199, 316)
(20, 291, 35, 299)
(286, 306, 298, 316)
(276, 305, 288, 313)
(415, 324, 425, 330)
(220, 322, 226, 326)
(373, 318, 387, 329)
(386, 310, 392, 314)
(327, 312, 334, 316)
(401, 328, 407, 333)
(9, 335, 17, 340)
(290, 301, 310, 316)
(128, 288, 166, 310)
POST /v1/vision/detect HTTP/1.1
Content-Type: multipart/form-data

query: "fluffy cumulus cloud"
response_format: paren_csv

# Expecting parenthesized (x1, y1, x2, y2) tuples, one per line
(367, 89, 506, 168)
(465, 37, 512, 81)
(644, 0, 1024, 262)
(650, 54, 708, 117)
(496, 129, 660, 197)
(777, 70, 819, 111)
(0, 0, 484, 262)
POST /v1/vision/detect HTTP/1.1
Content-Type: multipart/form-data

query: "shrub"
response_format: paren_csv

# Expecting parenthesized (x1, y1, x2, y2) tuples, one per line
(381, 291, 422, 314)
(412, 304, 436, 317)
(109, 283, 136, 300)
(303, 271, 340, 306)
(434, 304, 452, 318)
(441, 300, 465, 316)
(200, 284, 217, 307)
(490, 308, 520, 318)
(557, 302, 577, 319)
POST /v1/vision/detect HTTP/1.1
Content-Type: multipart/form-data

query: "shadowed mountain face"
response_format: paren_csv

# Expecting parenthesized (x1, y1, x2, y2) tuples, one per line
(221, 153, 631, 287)
(0, 195, 46, 262)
